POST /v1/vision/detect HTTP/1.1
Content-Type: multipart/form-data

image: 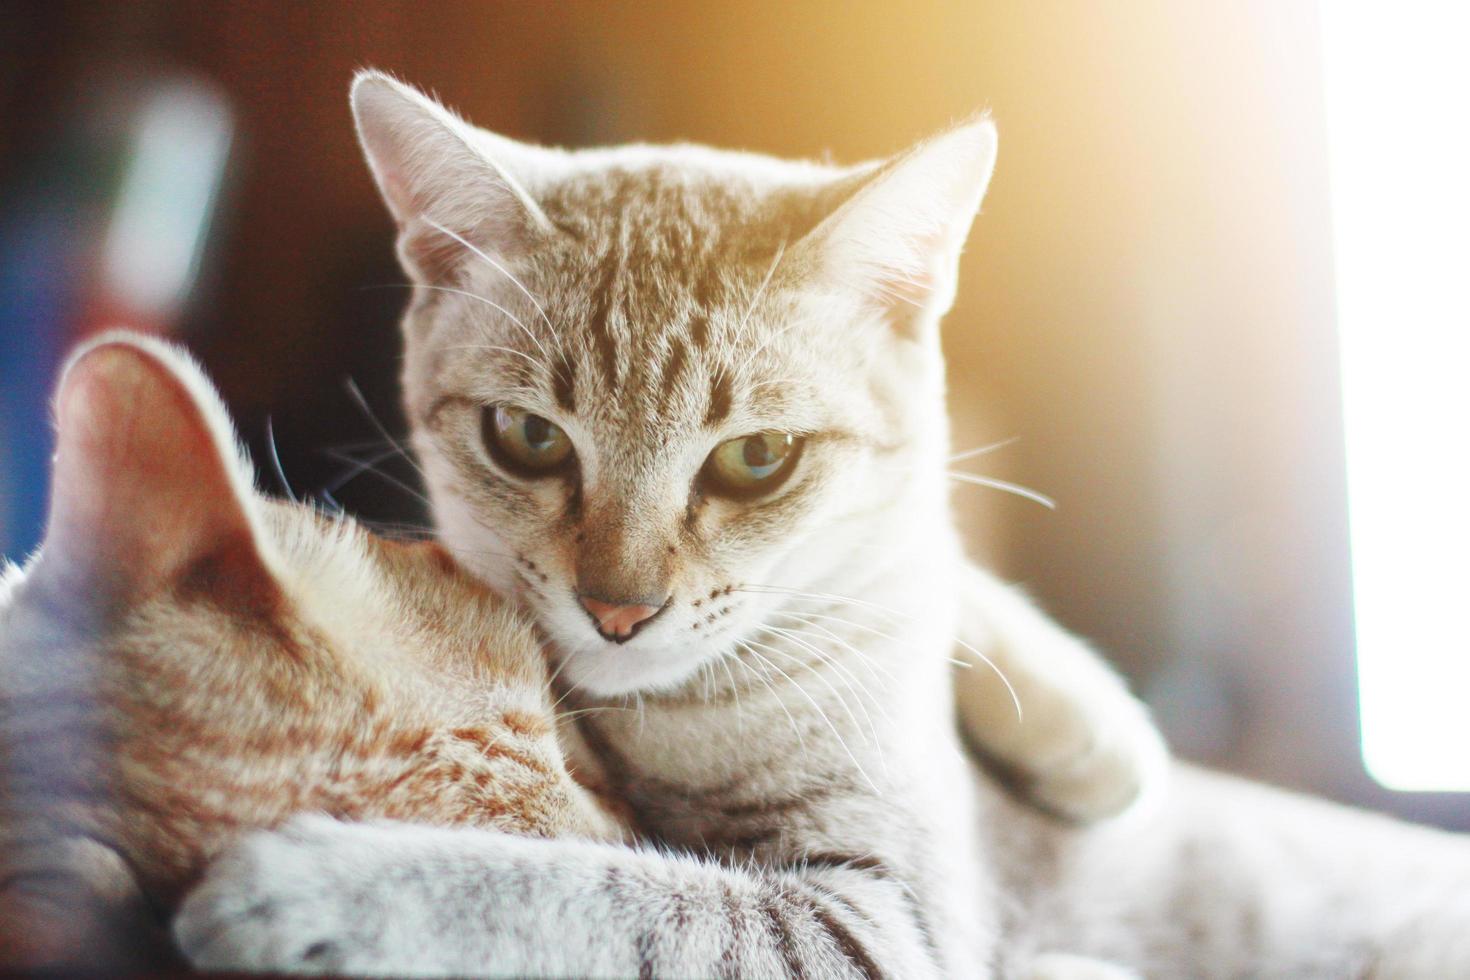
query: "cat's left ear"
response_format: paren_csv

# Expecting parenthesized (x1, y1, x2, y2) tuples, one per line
(799, 119, 997, 338)
(37, 333, 279, 613)
(350, 70, 556, 286)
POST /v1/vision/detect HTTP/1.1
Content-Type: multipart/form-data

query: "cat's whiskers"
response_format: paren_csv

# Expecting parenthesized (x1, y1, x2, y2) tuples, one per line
(343, 378, 428, 480)
(753, 593, 935, 683)
(264, 417, 298, 504)
(947, 436, 1020, 464)
(758, 626, 881, 721)
(350, 518, 434, 538)
(952, 632, 1023, 722)
(734, 311, 828, 385)
(735, 583, 911, 623)
(317, 489, 345, 513)
(324, 444, 406, 498)
(555, 705, 632, 722)
(438, 543, 522, 565)
(442, 343, 548, 375)
(321, 434, 404, 454)
(762, 598, 1021, 719)
(316, 436, 422, 510)
(739, 637, 880, 793)
(548, 665, 583, 714)
(756, 639, 885, 780)
(757, 625, 891, 774)
(731, 643, 808, 759)
(363, 520, 519, 552)
(771, 606, 903, 647)
(747, 590, 915, 673)
(714, 650, 746, 739)
(322, 448, 431, 508)
(369, 281, 554, 367)
(423, 216, 558, 335)
(697, 653, 714, 704)
(768, 611, 899, 687)
(417, 283, 554, 366)
(759, 622, 890, 713)
(947, 471, 1057, 510)
(730, 241, 787, 353)
(764, 625, 898, 750)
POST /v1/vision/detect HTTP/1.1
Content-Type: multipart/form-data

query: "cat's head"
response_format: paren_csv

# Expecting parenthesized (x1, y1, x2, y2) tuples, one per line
(3, 332, 535, 695)
(352, 72, 996, 697)
(0, 335, 614, 960)
(0, 333, 581, 833)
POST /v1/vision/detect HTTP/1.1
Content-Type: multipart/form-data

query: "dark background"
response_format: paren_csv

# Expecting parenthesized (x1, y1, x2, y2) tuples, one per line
(3, 2, 1455, 827)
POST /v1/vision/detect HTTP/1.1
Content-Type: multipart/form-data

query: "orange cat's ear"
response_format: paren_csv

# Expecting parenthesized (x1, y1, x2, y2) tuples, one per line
(37, 333, 277, 611)
(798, 119, 998, 339)
(350, 70, 556, 287)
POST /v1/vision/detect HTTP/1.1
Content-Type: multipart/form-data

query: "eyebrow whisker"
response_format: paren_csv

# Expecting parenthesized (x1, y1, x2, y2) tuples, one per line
(424, 216, 558, 335)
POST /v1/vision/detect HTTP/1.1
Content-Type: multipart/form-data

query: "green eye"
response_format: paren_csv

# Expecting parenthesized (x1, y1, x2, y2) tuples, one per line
(481, 405, 573, 476)
(704, 431, 801, 497)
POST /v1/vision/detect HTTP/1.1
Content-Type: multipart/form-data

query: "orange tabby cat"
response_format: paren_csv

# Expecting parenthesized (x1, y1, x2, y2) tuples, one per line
(0, 333, 622, 968)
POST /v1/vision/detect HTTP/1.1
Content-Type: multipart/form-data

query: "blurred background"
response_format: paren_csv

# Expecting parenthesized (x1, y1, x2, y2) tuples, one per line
(1, 1, 1465, 828)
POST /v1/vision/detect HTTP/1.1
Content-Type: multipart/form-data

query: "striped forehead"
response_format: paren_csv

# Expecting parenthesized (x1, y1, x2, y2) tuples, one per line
(526, 166, 823, 431)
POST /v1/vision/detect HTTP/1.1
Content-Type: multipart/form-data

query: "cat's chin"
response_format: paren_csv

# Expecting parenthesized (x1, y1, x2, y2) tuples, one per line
(552, 644, 715, 700)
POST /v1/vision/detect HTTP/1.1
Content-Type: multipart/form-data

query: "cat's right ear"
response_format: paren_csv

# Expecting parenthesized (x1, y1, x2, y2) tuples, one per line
(36, 333, 278, 612)
(795, 119, 998, 340)
(350, 70, 555, 286)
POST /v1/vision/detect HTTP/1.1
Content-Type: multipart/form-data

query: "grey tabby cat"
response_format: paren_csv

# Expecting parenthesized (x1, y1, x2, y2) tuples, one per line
(176, 72, 1470, 977)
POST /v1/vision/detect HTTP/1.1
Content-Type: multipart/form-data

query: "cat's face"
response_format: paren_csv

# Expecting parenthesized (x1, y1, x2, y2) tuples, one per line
(352, 72, 996, 697)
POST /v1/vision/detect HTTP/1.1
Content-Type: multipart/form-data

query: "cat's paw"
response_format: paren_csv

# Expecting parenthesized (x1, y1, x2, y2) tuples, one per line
(173, 815, 421, 974)
(954, 566, 1170, 823)
(1018, 689, 1170, 823)
(958, 651, 1169, 823)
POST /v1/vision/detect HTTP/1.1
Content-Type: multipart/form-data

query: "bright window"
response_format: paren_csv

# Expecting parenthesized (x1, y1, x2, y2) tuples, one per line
(1321, 3, 1470, 791)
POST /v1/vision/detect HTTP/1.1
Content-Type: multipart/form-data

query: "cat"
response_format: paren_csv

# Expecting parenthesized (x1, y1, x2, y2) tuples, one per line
(358, 70, 1168, 825)
(0, 333, 622, 970)
(173, 71, 1470, 978)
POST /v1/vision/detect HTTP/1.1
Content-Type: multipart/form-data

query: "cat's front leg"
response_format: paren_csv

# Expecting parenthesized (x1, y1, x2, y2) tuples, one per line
(954, 561, 1169, 822)
(175, 816, 639, 976)
(175, 814, 935, 977)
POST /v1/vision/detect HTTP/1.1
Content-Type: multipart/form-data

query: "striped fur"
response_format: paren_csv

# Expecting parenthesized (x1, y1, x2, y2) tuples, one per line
(0, 336, 621, 970)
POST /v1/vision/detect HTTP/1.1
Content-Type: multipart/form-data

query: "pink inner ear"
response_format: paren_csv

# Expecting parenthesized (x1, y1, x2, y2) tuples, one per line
(373, 165, 469, 284)
(877, 266, 937, 310)
(44, 341, 262, 602)
(401, 216, 472, 286)
(885, 219, 954, 304)
(381, 171, 411, 223)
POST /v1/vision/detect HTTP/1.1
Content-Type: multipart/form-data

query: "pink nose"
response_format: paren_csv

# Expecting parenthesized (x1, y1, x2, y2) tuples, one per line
(578, 595, 665, 642)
